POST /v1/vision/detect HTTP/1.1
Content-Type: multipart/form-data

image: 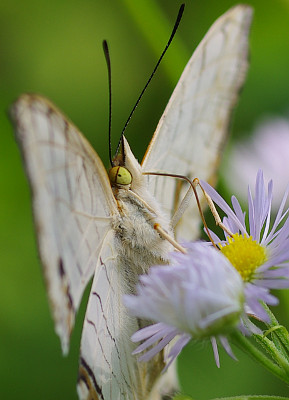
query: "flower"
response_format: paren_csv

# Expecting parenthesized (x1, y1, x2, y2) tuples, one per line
(201, 170, 289, 322)
(224, 117, 289, 211)
(124, 243, 246, 369)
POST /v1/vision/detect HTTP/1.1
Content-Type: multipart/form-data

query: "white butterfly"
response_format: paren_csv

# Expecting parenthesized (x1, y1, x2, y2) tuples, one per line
(10, 5, 252, 400)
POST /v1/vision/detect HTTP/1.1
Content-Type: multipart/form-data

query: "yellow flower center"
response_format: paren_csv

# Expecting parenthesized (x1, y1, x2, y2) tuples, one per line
(220, 234, 267, 282)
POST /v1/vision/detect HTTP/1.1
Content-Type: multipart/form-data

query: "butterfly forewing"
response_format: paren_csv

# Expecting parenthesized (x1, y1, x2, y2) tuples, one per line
(142, 5, 253, 240)
(10, 94, 117, 353)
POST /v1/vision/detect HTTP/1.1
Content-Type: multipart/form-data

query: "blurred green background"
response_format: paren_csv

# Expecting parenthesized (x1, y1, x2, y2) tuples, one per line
(1, 0, 289, 398)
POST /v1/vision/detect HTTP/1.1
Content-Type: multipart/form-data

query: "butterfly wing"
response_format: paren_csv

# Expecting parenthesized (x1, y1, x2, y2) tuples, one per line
(142, 5, 253, 240)
(10, 5, 253, 398)
(10, 94, 118, 354)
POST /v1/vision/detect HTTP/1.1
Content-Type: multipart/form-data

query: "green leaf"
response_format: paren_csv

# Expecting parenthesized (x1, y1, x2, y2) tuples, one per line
(173, 395, 289, 400)
(172, 395, 194, 400)
(211, 397, 289, 400)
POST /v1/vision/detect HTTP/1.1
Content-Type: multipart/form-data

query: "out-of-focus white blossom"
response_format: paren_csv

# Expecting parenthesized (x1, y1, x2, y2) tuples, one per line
(224, 117, 289, 210)
(124, 243, 246, 369)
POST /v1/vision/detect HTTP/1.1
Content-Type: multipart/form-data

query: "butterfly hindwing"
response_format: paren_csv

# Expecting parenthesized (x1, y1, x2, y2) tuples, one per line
(77, 231, 140, 400)
(10, 94, 117, 353)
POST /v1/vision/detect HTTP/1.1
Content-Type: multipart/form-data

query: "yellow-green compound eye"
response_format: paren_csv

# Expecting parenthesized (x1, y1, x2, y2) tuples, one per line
(109, 166, 132, 185)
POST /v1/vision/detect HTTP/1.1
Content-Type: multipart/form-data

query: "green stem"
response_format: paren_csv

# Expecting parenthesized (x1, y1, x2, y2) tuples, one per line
(254, 334, 289, 373)
(262, 303, 289, 360)
(231, 330, 289, 385)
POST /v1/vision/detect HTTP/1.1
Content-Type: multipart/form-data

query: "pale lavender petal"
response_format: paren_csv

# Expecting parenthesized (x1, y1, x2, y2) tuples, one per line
(268, 218, 289, 250)
(248, 185, 255, 239)
(254, 279, 289, 289)
(132, 326, 171, 354)
(219, 336, 237, 361)
(248, 301, 270, 323)
(261, 245, 289, 268)
(164, 334, 191, 371)
(245, 284, 273, 322)
(204, 228, 222, 244)
(262, 182, 273, 241)
(223, 215, 240, 235)
(252, 170, 268, 242)
(231, 196, 246, 227)
(251, 171, 263, 241)
(240, 314, 262, 335)
(201, 180, 247, 234)
(199, 304, 240, 329)
(260, 268, 289, 278)
(131, 322, 164, 342)
(246, 284, 278, 306)
(138, 329, 178, 362)
(263, 186, 289, 244)
(210, 337, 220, 368)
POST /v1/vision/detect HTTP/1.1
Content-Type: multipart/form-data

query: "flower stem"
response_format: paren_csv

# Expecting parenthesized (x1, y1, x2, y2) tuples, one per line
(231, 330, 289, 385)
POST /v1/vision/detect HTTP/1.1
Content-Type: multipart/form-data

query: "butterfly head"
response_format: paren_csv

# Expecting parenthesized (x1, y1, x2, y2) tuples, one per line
(109, 135, 144, 191)
(108, 166, 132, 186)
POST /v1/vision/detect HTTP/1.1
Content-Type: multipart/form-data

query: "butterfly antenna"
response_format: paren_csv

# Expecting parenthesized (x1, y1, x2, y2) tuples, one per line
(115, 3, 185, 155)
(103, 40, 113, 167)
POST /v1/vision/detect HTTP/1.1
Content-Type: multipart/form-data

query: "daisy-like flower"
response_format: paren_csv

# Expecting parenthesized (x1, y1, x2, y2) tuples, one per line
(124, 243, 247, 369)
(201, 169, 289, 322)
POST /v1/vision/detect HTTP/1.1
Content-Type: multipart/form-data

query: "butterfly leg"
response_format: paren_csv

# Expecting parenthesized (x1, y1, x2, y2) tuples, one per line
(154, 223, 186, 253)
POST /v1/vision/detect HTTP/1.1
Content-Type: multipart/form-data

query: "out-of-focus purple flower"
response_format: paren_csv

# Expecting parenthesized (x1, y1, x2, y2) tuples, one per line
(224, 117, 289, 210)
(124, 243, 246, 369)
(202, 170, 289, 323)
